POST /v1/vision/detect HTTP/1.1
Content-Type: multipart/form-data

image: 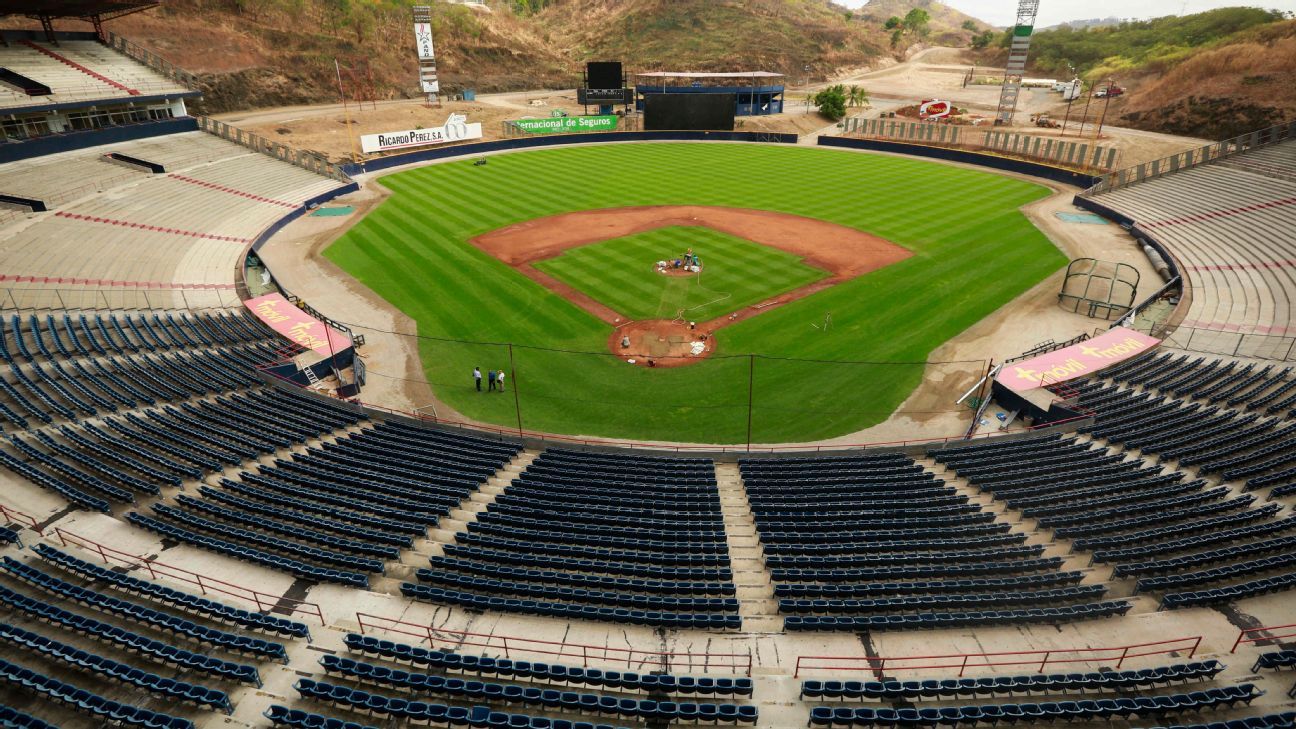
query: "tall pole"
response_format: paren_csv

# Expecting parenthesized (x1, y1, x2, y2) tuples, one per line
(335, 59, 359, 165)
(1077, 81, 1096, 138)
(803, 65, 811, 114)
(508, 343, 523, 438)
(1095, 78, 1115, 140)
(1059, 63, 1075, 137)
(746, 354, 755, 453)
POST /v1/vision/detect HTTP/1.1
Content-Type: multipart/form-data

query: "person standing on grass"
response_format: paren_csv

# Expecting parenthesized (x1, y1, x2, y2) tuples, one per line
(488, 369, 497, 392)
(473, 367, 482, 391)
(497, 370, 506, 391)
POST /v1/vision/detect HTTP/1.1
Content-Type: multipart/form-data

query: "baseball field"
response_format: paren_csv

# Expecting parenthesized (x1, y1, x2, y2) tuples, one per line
(324, 143, 1066, 443)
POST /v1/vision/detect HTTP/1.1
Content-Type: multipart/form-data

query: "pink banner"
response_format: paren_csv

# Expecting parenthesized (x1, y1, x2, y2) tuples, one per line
(996, 327, 1160, 393)
(244, 293, 353, 355)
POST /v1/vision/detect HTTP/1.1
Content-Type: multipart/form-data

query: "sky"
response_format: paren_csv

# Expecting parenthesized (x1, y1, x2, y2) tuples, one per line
(842, 0, 1296, 27)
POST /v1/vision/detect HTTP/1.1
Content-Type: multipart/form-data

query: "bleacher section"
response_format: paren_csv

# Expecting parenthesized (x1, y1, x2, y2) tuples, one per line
(741, 451, 1127, 631)
(2, 32, 1296, 728)
(0, 38, 189, 109)
(1021, 352, 1296, 613)
(405, 449, 741, 629)
(0, 130, 349, 302)
(1087, 139, 1296, 356)
(312, 631, 758, 726)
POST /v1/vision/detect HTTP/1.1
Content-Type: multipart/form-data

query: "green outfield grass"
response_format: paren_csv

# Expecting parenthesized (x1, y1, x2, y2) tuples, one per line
(324, 143, 1065, 443)
(532, 226, 829, 322)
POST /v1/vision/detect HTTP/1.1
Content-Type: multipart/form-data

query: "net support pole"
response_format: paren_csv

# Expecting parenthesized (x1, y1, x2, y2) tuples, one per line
(509, 342, 523, 438)
(746, 354, 755, 452)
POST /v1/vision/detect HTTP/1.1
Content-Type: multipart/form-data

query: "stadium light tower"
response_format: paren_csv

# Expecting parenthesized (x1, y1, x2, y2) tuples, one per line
(993, 0, 1040, 126)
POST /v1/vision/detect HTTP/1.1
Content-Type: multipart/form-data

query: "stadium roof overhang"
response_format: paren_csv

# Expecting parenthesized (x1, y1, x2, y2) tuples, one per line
(0, 0, 159, 22)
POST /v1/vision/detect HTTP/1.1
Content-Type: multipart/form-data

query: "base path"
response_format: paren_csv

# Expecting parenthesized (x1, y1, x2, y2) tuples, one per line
(471, 205, 912, 333)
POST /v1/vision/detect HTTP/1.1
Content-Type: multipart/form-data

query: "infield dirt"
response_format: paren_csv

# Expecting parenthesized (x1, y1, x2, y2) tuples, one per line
(471, 204, 913, 332)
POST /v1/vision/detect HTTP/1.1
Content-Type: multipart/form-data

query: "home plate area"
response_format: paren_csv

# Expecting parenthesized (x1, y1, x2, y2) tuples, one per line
(611, 319, 714, 367)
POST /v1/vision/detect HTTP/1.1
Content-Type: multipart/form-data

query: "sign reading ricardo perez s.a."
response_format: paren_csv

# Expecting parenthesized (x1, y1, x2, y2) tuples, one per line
(360, 113, 482, 153)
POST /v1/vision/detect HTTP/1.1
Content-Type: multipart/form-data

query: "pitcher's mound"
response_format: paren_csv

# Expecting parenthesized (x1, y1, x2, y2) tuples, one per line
(610, 320, 715, 368)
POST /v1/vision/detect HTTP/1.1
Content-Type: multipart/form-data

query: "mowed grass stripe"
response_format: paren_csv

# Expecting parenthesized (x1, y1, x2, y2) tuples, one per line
(535, 227, 829, 322)
(325, 143, 1065, 442)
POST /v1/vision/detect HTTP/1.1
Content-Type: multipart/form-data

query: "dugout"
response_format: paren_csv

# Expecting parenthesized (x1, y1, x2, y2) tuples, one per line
(634, 71, 785, 117)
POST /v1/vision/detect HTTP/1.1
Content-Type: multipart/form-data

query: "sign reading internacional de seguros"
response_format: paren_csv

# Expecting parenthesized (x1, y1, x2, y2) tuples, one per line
(511, 115, 619, 135)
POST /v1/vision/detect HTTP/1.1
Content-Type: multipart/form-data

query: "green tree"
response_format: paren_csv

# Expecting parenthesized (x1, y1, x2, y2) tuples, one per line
(846, 85, 870, 107)
(970, 30, 996, 49)
(903, 8, 931, 37)
(962, 19, 979, 31)
(884, 15, 902, 29)
(812, 84, 847, 120)
(890, 28, 904, 48)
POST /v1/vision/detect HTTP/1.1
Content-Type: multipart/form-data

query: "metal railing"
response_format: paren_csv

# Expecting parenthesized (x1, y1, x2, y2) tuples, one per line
(196, 116, 352, 183)
(793, 636, 1202, 678)
(1004, 332, 1092, 364)
(0, 504, 42, 534)
(1160, 324, 1296, 362)
(356, 612, 752, 674)
(106, 32, 198, 89)
(1083, 120, 1296, 196)
(53, 528, 325, 626)
(1232, 623, 1296, 653)
(281, 291, 364, 347)
(0, 286, 243, 312)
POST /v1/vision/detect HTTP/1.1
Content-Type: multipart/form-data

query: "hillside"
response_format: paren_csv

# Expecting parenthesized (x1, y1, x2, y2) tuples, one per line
(18, 0, 573, 112)
(531, 0, 888, 78)
(853, 0, 995, 44)
(1118, 19, 1296, 138)
(974, 7, 1295, 139)
(6, 0, 999, 113)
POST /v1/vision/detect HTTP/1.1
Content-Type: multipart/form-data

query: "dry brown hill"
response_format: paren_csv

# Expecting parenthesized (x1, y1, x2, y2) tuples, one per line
(853, 0, 996, 43)
(1118, 19, 1296, 138)
(9, 0, 996, 113)
(531, 0, 887, 78)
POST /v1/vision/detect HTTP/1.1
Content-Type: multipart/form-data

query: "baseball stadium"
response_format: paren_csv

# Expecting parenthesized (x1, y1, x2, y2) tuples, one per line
(0, 0, 1294, 727)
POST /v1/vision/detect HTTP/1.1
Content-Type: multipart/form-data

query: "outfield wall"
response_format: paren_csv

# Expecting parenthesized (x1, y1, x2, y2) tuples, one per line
(818, 136, 1102, 188)
(342, 130, 799, 175)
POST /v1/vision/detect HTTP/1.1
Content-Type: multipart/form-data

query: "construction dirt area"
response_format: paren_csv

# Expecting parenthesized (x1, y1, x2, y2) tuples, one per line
(219, 90, 834, 164)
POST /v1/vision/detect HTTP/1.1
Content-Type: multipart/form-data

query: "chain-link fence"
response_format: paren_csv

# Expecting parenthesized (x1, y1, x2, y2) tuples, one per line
(365, 328, 987, 446)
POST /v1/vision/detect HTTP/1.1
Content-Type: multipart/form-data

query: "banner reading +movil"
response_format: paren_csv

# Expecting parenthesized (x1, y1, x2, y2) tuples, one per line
(510, 115, 619, 135)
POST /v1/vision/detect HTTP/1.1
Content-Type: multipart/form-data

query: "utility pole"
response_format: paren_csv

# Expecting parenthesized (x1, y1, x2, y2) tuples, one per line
(334, 59, 358, 165)
(1059, 62, 1075, 136)
(1077, 79, 1096, 138)
(1095, 77, 1115, 140)
(803, 65, 811, 114)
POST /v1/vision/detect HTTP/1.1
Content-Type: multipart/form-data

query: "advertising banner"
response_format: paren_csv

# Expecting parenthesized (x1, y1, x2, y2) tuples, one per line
(511, 115, 618, 135)
(995, 326, 1160, 392)
(919, 99, 952, 118)
(360, 113, 483, 153)
(413, 22, 435, 60)
(244, 293, 353, 355)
